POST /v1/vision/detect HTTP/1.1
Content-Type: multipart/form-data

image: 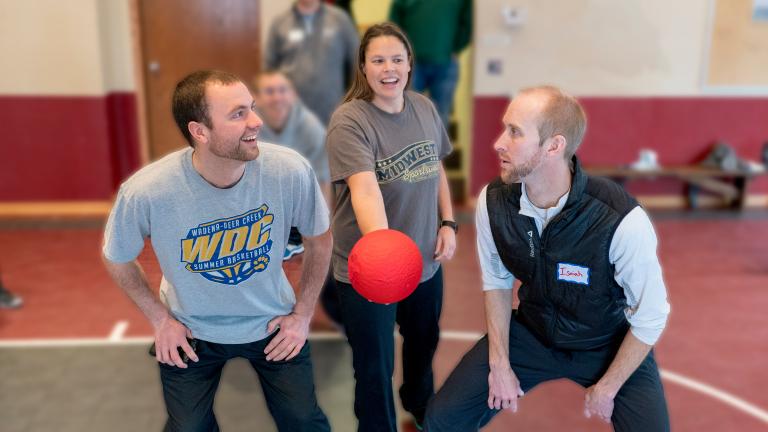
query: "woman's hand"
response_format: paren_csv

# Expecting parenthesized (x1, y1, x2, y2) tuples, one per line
(434, 226, 456, 261)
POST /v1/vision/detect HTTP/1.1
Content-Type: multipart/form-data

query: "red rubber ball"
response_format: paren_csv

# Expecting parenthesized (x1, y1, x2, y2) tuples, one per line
(348, 229, 423, 304)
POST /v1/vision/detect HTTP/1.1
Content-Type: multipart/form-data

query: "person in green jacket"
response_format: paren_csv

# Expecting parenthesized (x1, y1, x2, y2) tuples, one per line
(390, 0, 472, 128)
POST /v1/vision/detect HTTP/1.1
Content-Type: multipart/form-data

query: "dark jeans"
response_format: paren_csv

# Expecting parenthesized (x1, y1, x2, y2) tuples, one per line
(424, 312, 670, 431)
(320, 265, 342, 326)
(289, 227, 302, 245)
(412, 59, 460, 127)
(159, 333, 330, 432)
(337, 267, 444, 432)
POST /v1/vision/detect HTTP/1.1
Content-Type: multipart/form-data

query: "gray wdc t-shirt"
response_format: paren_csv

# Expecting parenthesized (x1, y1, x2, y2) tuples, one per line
(326, 91, 452, 283)
(102, 144, 329, 344)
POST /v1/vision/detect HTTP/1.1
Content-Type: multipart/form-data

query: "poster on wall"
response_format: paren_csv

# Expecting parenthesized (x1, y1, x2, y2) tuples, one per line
(755, 0, 768, 20)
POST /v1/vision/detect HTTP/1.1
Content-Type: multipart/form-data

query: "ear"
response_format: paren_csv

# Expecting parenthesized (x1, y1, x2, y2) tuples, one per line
(188, 121, 209, 146)
(547, 134, 567, 156)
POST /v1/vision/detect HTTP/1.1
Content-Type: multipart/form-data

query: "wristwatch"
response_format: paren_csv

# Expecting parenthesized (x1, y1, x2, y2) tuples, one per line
(441, 220, 459, 233)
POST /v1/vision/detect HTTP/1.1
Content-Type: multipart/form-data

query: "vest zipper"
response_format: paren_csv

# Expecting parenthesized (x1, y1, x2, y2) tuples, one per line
(541, 211, 567, 346)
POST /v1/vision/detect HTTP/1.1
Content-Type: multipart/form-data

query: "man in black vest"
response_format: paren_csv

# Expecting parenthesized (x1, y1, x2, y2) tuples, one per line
(424, 86, 670, 431)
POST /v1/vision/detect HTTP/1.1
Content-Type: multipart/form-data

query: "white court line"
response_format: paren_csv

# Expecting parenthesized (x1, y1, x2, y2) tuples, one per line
(0, 337, 153, 347)
(0, 332, 346, 348)
(1, 330, 767, 424)
(440, 330, 485, 341)
(660, 370, 768, 424)
(108, 320, 129, 341)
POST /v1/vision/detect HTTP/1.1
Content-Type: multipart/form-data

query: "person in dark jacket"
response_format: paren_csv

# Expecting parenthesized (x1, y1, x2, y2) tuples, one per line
(424, 86, 670, 432)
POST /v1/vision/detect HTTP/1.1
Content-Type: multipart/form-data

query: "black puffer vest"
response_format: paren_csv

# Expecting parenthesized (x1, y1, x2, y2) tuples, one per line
(486, 157, 638, 350)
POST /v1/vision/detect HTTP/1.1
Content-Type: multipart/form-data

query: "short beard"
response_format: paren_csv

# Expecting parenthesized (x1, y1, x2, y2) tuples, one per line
(500, 146, 544, 184)
(209, 138, 259, 162)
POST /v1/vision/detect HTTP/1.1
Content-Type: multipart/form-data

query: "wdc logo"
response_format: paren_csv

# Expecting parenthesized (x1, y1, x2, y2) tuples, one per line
(180, 206, 274, 285)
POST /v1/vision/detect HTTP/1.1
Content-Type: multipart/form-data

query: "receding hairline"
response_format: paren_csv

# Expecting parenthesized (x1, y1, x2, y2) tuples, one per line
(506, 90, 551, 130)
(514, 85, 588, 156)
(516, 87, 558, 115)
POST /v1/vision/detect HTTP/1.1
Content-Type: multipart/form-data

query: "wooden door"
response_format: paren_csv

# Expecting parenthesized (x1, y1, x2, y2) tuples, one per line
(139, 0, 261, 159)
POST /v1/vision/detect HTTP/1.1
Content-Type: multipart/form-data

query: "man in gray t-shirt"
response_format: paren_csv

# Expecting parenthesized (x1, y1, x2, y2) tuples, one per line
(102, 70, 331, 432)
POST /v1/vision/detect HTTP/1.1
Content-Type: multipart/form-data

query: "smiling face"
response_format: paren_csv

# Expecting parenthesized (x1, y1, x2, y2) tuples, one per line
(493, 93, 551, 183)
(296, 0, 320, 11)
(254, 72, 295, 131)
(201, 81, 263, 162)
(363, 35, 411, 111)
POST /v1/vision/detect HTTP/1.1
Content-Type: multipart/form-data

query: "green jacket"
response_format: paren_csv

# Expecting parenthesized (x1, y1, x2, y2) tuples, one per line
(389, 0, 473, 64)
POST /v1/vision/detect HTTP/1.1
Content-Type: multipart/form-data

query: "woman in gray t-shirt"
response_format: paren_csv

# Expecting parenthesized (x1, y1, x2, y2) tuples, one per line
(325, 22, 457, 431)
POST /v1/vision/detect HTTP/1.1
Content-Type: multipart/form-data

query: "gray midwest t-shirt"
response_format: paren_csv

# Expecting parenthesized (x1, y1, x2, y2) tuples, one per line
(326, 91, 451, 283)
(102, 144, 329, 344)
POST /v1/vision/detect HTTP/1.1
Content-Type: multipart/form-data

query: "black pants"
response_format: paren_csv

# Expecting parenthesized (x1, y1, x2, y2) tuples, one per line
(320, 264, 343, 326)
(159, 333, 330, 432)
(336, 267, 443, 432)
(424, 312, 669, 431)
(289, 227, 302, 245)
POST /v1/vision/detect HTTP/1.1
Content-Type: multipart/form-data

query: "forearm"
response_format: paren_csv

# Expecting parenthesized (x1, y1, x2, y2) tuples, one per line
(438, 164, 454, 221)
(348, 171, 388, 234)
(597, 331, 653, 397)
(102, 257, 170, 328)
(293, 229, 332, 318)
(485, 289, 513, 367)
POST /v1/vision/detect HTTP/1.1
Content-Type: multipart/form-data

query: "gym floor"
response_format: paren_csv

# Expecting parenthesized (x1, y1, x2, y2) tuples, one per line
(1, 209, 767, 431)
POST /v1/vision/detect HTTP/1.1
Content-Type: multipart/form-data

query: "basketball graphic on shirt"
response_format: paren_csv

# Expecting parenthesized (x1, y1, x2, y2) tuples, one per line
(180, 205, 275, 285)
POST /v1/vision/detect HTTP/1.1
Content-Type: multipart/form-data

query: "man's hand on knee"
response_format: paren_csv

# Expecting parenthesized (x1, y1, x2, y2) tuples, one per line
(584, 384, 617, 423)
(154, 316, 198, 368)
(264, 312, 310, 361)
(487, 365, 524, 412)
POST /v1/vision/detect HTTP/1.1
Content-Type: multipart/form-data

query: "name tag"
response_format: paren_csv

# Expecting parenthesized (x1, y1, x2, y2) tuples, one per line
(557, 263, 589, 285)
(288, 29, 305, 43)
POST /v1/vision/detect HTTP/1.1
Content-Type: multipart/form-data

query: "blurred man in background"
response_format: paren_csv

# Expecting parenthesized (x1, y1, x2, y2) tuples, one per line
(253, 70, 331, 260)
(266, 0, 359, 125)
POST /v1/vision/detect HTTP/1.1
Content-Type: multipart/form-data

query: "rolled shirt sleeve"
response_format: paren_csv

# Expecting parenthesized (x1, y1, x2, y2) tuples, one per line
(610, 206, 671, 345)
(476, 186, 515, 291)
